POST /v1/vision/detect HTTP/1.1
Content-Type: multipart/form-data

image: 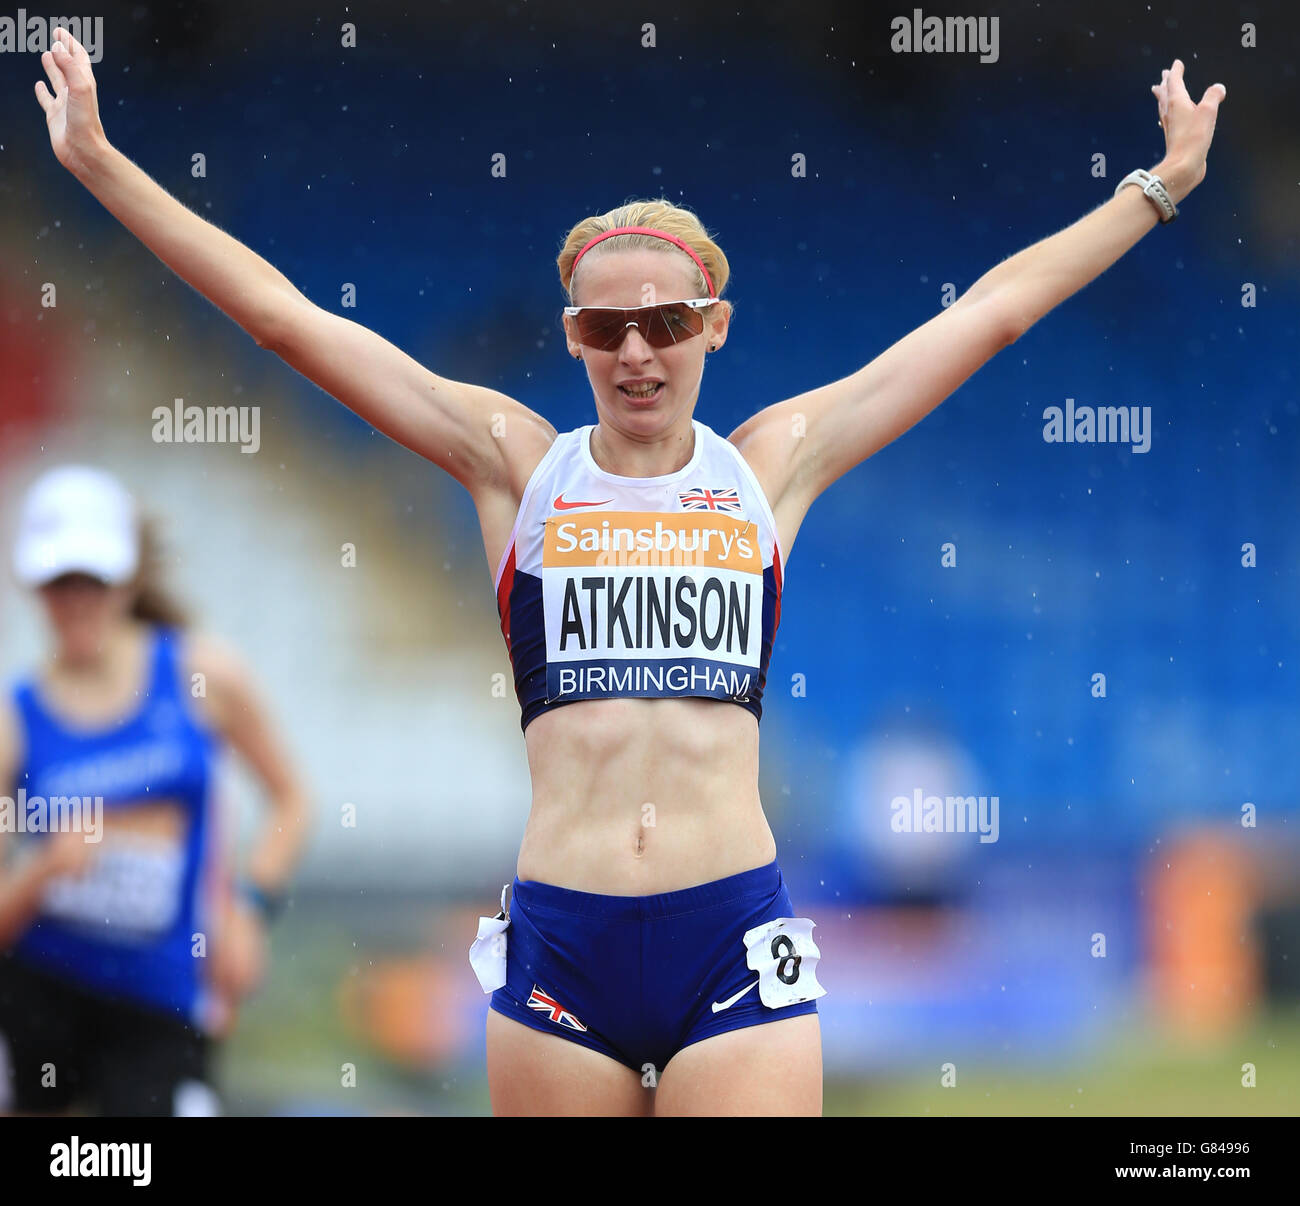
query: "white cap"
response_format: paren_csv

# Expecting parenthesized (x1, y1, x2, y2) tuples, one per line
(13, 465, 140, 587)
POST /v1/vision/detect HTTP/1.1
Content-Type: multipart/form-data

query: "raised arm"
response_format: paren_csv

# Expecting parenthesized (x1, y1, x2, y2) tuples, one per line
(732, 59, 1227, 534)
(33, 28, 554, 497)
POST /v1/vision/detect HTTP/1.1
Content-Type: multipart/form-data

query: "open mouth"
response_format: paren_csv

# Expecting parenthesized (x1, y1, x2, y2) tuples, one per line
(618, 382, 664, 401)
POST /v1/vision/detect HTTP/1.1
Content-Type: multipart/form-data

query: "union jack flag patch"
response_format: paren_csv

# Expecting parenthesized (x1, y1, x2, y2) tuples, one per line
(678, 485, 742, 512)
(527, 984, 587, 1031)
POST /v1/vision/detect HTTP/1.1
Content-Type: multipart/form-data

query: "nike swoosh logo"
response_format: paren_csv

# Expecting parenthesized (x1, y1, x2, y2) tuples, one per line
(711, 979, 759, 1014)
(554, 494, 613, 510)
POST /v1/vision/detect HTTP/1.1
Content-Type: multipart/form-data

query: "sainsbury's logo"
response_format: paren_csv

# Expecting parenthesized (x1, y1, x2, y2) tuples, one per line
(546, 513, 760, 571)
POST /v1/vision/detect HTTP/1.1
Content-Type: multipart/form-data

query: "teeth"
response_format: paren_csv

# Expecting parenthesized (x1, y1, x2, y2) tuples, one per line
(622, 383, 661, 396)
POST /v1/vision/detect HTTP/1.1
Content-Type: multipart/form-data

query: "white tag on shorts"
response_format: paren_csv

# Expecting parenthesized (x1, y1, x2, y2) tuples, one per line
(742, 916, 827, 1009)
(468, 883, 511, 994)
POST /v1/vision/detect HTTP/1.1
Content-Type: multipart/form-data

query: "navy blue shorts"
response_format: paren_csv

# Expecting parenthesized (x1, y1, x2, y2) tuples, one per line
(487, 859, 824, 1074)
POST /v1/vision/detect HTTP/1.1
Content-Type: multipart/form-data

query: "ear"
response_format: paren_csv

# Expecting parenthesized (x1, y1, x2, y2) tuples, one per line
(561, 312, 581, 358)
(706, 301, 732, 345)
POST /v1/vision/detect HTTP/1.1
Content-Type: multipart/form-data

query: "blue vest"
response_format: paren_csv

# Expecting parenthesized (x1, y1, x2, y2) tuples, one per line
(9, 627, 219, 1025)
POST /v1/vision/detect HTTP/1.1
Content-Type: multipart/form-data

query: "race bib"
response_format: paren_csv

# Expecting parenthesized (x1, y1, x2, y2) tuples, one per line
(742, 916, 827, 1009)
(42, 840, 184, 939)
(541, 512, 763, 705)
(468, 883, 511, 993)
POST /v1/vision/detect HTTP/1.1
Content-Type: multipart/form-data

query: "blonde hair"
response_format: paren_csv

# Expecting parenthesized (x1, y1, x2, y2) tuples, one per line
(557, 198, 733, 320)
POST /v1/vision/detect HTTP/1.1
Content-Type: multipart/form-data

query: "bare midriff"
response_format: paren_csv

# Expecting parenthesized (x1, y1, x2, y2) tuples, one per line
(516, 695, 776, 895)
(101, 799, 187, 841)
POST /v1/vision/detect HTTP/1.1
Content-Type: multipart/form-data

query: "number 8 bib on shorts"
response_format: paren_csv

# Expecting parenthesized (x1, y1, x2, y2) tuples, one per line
(742, 916, 826, 1007)
(471, 859, 825, 1073)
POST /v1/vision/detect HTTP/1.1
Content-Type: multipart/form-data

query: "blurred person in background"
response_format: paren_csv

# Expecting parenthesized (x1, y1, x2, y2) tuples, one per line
(28, 29, 1224, 1115)
(0, 465, 311, 1115)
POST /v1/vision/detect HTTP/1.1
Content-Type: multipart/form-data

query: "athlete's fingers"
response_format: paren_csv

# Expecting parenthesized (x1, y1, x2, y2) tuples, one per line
(1152, 72, 1169, 126)
(1168, 58, 1191, 106)
(1200, 82, 1227, 111)
(40, 47, 68, 95)
(34, 79, 55, 113)
(51, 31, 91, 95)
(56, 26, 94, 79)
(56, 26, 82, 60)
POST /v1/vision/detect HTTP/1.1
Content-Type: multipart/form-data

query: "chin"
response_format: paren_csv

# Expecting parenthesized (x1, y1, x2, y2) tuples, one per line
(60, 632, 108, 663)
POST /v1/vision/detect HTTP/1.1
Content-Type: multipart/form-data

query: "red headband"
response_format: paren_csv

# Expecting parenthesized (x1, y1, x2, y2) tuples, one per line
(570, 225, 717, 299)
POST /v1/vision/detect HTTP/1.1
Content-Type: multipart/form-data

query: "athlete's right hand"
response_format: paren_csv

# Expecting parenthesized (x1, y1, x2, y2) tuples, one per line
(34, 27, 108, 173)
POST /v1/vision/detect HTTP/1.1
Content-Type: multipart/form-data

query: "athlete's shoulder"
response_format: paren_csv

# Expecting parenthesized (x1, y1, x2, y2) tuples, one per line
(182, 629, 250, 686)
(177, 629, 259, 734)
(0, 662, 39, 722)
(494, 415, 576, 502)
(524, 422, 584, 480)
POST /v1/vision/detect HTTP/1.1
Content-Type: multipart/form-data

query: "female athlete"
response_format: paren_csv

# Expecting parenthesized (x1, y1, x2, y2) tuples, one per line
(31, 28, 1224, 1115)
(0, 465, 311, 1114)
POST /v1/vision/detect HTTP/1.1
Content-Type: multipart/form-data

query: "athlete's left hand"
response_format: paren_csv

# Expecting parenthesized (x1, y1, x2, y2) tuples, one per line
(210, 894, 269, 1008)
(1152, 59, 1226, 198)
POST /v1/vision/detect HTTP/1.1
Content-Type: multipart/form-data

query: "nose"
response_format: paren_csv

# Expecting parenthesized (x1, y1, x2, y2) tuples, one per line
(618, 323, 654, 359)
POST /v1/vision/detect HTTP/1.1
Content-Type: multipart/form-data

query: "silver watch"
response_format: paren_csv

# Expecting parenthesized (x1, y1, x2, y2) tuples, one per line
(1114, 168, 1178, 223)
